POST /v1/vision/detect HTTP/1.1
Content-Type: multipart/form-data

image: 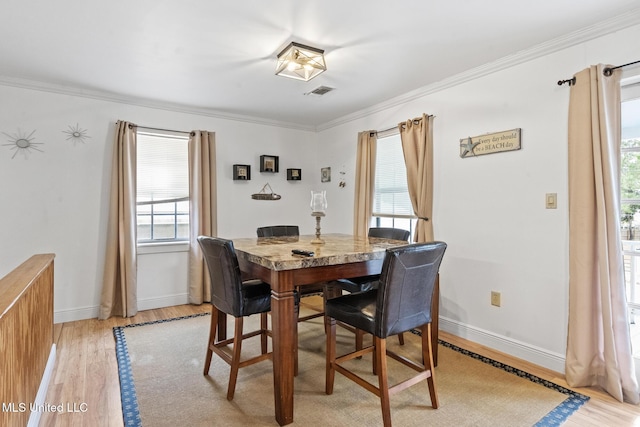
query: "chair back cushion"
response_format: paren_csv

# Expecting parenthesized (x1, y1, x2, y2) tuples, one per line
(368, 227, 411, 242)
(375, 241, 447, 338)
(197, 236, 245, 317)
(256, 225, 300, 237)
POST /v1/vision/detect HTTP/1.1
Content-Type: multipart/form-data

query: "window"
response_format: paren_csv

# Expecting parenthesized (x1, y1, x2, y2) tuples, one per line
(372, 132, 416, 238)
(620, 78, 640, 357)
(136, 131, 190, 243)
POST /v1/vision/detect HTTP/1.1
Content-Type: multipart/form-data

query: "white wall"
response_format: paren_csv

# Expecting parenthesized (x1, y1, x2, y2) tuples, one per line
(0, 86, 318, 322)
(316, 24, 640, 372)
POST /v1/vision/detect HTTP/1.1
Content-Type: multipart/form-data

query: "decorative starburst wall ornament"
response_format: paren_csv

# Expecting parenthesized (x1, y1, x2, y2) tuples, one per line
(63, 123, 90, 145)
(2, 129, 42, 159)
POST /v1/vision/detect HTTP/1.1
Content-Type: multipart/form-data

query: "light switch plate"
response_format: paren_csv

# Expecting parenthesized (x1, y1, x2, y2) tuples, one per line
(545, 193, 557, 209)
(491, 291, 501, 307)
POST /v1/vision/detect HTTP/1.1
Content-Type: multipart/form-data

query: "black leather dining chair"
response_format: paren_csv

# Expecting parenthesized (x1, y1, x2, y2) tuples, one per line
(325, 241, 447, 427)
(368, 226, 412, 241)
(256, 225, 300, 237)
(198, 235, 298, 400)
(333, 227, 411, 350)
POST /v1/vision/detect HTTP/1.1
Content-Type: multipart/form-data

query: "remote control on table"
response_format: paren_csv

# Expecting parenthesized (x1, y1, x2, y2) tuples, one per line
(292, 249, 314, 257)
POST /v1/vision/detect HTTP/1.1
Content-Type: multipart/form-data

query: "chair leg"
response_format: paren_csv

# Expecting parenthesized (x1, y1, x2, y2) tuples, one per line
(260, 312, 268, 354)
(217, 311, 228, 341)
(204, 306, 218, 375)
(325, 317, 337, 395)
(322, 283, 342, 334)
(397, 332, 405, 346)
(372, 338, 378, 375)
(323, 289, 329, 334)
(294, 302, 299, 376)
(355, 329, 364, 353)
(375, 336, 392, 427)
(227, 317, 244, 401)
(422, 323, 439, 409)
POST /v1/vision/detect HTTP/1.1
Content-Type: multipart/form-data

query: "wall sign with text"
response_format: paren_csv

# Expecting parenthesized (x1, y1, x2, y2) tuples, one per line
(460, 128, 521, 158)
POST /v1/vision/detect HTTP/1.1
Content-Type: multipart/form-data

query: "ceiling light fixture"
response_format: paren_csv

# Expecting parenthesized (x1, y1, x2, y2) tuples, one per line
(275, 42, 326, 82)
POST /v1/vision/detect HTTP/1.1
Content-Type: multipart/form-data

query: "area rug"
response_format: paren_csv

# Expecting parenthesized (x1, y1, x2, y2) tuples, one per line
(114, 312, 588, 427)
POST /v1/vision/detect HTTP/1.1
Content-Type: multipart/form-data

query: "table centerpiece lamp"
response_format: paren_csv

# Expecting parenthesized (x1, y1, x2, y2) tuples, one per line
(310, 190, 327, 244)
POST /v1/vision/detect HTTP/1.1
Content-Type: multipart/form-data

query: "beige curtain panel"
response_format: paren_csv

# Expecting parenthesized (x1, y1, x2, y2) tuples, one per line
(188, 131, 217, 304)
(399, 114, 435, 243)
(353, 131, 377, 238)
(99, 121, 138, 319)
(566, 64, 639, 403)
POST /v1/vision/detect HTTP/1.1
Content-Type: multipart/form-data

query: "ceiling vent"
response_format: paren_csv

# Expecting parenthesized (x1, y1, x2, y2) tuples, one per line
(305, 86, 335, 96)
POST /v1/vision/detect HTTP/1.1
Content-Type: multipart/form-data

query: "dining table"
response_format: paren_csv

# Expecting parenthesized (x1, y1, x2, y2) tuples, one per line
(232, 233, 440, 426)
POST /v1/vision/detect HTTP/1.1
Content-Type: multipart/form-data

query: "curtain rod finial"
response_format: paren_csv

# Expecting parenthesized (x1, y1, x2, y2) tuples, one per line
(557, 77, 576, 86)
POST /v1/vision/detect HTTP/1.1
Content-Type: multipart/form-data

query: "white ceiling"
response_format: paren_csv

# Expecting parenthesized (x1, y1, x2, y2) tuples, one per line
(1, 0, 638, 130)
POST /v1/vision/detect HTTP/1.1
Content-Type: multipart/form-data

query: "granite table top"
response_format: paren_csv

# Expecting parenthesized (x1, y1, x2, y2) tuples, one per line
(232, 233, 407, 271)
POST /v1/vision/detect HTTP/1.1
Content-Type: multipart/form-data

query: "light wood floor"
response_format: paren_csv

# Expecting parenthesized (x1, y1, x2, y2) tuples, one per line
(40, 303, 640, 426)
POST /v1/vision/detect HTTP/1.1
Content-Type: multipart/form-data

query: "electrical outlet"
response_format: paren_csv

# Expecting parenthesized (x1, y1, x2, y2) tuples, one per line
(491, 291, 501, 307)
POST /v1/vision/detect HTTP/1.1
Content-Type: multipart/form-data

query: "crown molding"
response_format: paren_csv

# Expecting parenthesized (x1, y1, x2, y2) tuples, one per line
(316, 8, 640, 132)
(0, 75, 316, 132)
(1, 8, 638, 134)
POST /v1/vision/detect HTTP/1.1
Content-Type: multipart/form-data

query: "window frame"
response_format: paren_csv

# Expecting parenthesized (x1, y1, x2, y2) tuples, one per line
(620, 79, 640, 220)
(371, 130, 417, 239)
(619, 74, 640, 341)
(135, 130, 190, 247)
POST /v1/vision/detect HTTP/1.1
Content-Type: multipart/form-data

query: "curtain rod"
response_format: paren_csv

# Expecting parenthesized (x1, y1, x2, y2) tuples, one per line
(370, 115, 434, 137)
(604, 59, 640, 76)
(123, 122, 194, 136)
(371, 125, 402, 136)
(557, 59, 640, 86)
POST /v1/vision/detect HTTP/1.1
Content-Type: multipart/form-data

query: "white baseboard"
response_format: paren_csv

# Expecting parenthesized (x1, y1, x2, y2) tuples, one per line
(27, 344, 56, 427)
(54, 305, 99, 323)
(53, 293, 190, 323)
(439, 316, 566, 374)
(136, 293, 189, 311)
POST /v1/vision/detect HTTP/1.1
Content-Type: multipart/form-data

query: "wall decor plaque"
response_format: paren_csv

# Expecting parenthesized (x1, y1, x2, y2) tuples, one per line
(321, 167, 331, 182)
(260, 155, 279, 172)
(287, 168, 301, 181)
(460, 128, 521, 158)
(233, 164, 251, 180)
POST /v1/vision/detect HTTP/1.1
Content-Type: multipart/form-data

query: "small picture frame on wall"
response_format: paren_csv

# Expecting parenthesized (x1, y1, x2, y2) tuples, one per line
(260, 155, 279, 173)
(233, 164, 251, 180)
(321, 167, 331, 182)
(287, 168, 302, 181)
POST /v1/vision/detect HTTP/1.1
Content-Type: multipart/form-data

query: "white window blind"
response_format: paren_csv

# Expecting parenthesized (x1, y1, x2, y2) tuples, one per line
(137, 132, 189, 204)
(373, 133, 415, 217)
(136, 131, 190, 242)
